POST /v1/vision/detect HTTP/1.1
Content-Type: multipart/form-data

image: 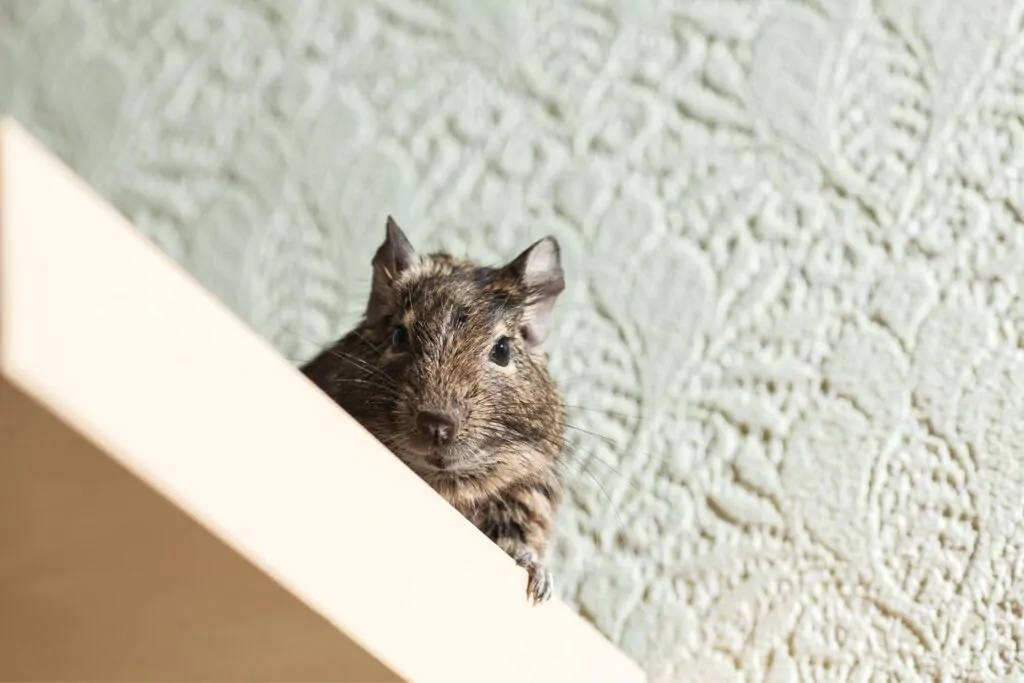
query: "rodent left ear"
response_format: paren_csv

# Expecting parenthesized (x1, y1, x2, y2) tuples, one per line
(505, 236, 565, 348)
(368, 215, 420, 313)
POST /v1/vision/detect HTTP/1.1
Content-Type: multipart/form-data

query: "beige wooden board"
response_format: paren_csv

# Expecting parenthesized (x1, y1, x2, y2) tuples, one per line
(0, 118, 646, 683)
(0, 377, 403, 681)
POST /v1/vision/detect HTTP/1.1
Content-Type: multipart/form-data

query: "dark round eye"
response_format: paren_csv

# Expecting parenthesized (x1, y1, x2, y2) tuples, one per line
(390, 324, 410, 352)
(490, 336, 512, 367)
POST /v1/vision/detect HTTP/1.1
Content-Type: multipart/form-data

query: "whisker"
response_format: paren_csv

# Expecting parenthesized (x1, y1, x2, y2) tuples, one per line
(564, 448, 643, 497)
(355, 330, 388, 356)
(473, 419, 644, 497)
(490, 397, 644, 425)
(552, 457, 628, 536)
(562, 404, 643, 422)
(325, 349, 399, 389)
(327, 377, 403, 398)
(583, 467, 627, 534)
(476, 406, 673, 470)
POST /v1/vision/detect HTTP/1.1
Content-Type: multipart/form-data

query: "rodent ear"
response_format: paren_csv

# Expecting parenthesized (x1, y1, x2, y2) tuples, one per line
(505, 236, 565, 348)
(368, 215, 420, 313)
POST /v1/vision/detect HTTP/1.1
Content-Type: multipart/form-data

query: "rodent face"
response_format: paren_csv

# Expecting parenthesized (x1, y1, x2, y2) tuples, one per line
(357, 218, 566, 484)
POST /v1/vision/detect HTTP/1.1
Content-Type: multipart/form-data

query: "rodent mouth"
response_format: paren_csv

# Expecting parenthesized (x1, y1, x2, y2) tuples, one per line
(415, 444, 475, 474)
(404, 438, 458, 466)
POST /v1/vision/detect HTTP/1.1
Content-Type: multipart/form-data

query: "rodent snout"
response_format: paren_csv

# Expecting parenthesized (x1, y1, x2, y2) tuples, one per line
(416, 410, 460, 447)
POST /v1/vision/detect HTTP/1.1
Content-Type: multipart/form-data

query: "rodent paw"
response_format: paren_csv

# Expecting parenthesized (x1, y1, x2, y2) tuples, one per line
(515, 554, 553, 604)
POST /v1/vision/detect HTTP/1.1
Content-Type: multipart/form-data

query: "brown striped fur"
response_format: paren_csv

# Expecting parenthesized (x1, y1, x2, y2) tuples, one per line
(301, 216, 566, 603)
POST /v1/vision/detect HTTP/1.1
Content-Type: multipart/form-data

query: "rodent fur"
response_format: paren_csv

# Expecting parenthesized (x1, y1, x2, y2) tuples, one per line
(301, 216, 566, 603)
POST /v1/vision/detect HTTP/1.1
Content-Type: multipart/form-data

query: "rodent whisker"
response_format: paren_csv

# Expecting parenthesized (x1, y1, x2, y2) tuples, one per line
(548, 436, 641, 497)
(494, 396, 642, 424)
(557, 443, 644, 497)
(487, 403, 673, 471)
(551, 456, 629, 534)
(325, 349, 400, 389)
(562, 423, 676, 471)
(354, 330, 388, 356)
(563, 404, 643, 422)
(473, 418, 642, 500)
(328, 377, 403, 399)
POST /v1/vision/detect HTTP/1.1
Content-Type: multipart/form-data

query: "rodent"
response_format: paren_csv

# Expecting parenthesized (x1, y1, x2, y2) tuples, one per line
(301, 216, 567, 604)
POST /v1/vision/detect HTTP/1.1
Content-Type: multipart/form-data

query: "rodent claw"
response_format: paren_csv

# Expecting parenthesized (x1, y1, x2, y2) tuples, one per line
(517, 556, 553, 604)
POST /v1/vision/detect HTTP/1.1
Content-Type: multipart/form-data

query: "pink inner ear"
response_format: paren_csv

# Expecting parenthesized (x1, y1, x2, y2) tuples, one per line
(522, 295, 557, 348)
(524, 241, 557, 280)
(521, 238, 561, 290)
(510, 237, 564, 348)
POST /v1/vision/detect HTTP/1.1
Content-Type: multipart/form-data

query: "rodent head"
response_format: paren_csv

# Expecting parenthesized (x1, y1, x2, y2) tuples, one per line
(357, 216, 566, 485)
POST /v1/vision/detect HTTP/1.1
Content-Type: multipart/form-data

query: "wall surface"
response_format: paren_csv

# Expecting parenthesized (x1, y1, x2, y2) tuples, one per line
(3, 1, 1023, 680)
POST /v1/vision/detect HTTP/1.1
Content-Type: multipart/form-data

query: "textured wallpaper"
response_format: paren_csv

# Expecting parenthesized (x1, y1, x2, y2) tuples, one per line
(4, 1, 1024, 680)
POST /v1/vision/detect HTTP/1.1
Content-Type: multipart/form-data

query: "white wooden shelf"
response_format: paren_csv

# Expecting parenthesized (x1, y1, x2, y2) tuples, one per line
(0, 118, 646, 682)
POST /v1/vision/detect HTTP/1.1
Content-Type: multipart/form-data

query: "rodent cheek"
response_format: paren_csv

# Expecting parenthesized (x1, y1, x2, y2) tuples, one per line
(386, 369, 418, 418)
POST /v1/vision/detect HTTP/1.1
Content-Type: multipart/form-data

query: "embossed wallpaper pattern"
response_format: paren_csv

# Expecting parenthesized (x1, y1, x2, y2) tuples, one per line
(4, 0, 1024, 680)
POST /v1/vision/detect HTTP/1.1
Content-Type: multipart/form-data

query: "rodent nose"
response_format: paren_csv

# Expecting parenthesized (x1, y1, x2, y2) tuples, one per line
(416, 410, 459, 446)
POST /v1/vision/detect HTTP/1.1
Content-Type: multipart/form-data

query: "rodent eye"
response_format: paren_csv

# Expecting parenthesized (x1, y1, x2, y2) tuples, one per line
(490, 336, 512, 367)
(390, 324, 410, 352)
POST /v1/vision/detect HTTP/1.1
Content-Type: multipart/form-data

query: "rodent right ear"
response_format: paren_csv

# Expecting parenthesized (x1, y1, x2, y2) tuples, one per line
(368, 215, 420, 312)
(504, 236, 565, 348)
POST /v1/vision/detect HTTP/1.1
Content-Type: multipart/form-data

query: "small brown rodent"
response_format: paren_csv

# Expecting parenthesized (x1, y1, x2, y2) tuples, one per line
(301, 216, 566, 603)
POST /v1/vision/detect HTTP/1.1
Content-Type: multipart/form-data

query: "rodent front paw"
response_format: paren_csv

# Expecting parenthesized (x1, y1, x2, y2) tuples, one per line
(515, 554, 553, 604)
